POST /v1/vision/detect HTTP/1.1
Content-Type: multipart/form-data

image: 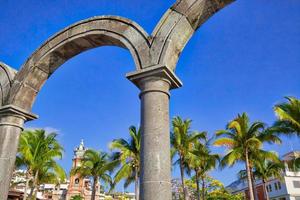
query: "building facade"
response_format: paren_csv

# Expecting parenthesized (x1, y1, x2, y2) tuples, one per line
(227, 151, 300, 200)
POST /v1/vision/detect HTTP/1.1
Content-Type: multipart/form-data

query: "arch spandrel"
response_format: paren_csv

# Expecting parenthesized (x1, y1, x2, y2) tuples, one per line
(6, 16, 151, 111)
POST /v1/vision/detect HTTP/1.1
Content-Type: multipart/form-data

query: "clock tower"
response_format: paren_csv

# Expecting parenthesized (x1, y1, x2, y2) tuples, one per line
(67, 140, 87, 199)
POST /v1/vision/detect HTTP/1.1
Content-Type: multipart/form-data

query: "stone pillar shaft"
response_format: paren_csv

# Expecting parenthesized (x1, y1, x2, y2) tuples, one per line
(140, 77, 171, 200)
(0, 105, 37, 200)
(127, 65, 182, 200)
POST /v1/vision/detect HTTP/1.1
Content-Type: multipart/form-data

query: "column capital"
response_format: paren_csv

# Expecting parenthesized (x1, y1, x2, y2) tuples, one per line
(126, 65, 183, 90)
(0, 105, 38, 120)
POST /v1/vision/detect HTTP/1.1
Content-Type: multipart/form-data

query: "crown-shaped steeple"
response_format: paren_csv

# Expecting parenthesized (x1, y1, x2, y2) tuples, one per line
(74, 139, 86, 158)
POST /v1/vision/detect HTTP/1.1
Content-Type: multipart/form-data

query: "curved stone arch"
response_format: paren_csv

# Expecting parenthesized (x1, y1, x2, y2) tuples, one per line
(0, 62, 17, 106)
(6, 16, 151, 111)
(150, 0, 235, 70)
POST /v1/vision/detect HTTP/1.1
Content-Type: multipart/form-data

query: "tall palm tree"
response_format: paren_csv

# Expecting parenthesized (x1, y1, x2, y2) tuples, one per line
(109, 126, 141, 200)
(16, 129, 64, 200)
(187, 139, 219, 200)
(72, 149, 116, 200)
(273, 96, 300, 136)
(214, 113, 281, 200)
(171, 116, 206, 200)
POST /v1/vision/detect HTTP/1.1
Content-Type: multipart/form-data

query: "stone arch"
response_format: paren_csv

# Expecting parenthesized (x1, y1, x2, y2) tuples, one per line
(0, 62, 17, 106)
(0, 1, 237, 199)
(149, 0, 234, 70)
(6, 16, 151, 111)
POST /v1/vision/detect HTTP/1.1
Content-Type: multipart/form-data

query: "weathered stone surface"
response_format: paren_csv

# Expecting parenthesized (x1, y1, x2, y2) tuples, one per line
(0, 62, 17, 106)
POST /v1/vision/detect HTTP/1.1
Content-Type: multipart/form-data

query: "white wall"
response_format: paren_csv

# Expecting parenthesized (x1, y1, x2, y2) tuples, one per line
(284, 176, 300, 197)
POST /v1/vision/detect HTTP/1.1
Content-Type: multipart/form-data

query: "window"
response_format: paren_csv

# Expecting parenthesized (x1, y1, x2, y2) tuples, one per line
(75, 178, 80, 185)
(293, 181, 300, 188)
(266, 185, 269, 192)
(274, 182, 278, 190)
(277, 181, 281, 190)
(269, 184, 272, 192)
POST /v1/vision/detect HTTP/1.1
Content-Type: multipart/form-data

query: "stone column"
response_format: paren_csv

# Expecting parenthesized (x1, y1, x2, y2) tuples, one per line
(127, 65, 182, 200)
(0, 105, 37, 199)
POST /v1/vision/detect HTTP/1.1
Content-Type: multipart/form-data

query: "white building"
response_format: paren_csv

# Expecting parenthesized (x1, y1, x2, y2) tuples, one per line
(227, 151, 300, 200)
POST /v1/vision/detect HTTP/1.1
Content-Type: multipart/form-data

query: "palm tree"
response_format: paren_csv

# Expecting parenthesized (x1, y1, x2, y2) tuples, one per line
(171, 116, 206, 200)
(16, 129, 64, 200)
(214, 113, 281, 200)
(238, 153, 283, 200)
(37, 160, 66, 186)
(72, 149, 116, 200)
(273, 96, 300, 136)
(187, 139, 219, 200)
(291, 157, 300, 171)
(109, 126, 141, 200)
(255, 160, 283, 200)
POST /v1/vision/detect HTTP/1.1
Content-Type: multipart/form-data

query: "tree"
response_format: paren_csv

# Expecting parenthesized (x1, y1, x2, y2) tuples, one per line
(254, 159, 283, 200)
(214, 113, 281, 200)
(184, 176, 244, 200)
(186, 139, 219, 200)
(109, 126, 141, 200)
(72, 149, 116, 200)
(206, 178, 244, 200)
(171, 116, 206, 200)
(16, 129, 65, 200)
(238, 152, 283, 200)
(273, 96, 300, 136)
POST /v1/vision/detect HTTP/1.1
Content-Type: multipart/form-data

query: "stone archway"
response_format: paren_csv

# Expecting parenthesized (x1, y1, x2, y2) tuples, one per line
(0, 0, 234, 199)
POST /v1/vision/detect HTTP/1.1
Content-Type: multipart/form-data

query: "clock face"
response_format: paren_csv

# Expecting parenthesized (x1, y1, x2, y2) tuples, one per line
(75, 178, 80, 184)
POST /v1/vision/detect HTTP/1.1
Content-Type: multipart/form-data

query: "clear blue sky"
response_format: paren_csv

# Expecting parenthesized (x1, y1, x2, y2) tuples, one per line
(1, 0, 300, 192)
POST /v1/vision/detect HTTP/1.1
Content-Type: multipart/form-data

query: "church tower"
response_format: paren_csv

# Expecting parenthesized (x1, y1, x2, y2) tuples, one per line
(67, 140, 87, 199)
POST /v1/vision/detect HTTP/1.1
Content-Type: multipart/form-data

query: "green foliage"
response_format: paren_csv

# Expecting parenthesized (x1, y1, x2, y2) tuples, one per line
(171, 116, 207, 199)
(109, 126, 141, 190)
(71, 195, 83, 200)
(72, 149, 117, 199)
(214, 113, 281, 167)
(72, 149, 116, 180)
(184, 177, 244, 200)
(171, 116, 207, 162)
(16, 129, 65, 198)
(207, 189, 244, 200)
(214, 112, 281, 200)
(273, 96, 300, 136)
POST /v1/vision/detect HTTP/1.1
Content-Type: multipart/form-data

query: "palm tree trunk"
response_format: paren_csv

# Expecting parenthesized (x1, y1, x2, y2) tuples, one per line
(135, 169, 139, 200)
(245, 151, 255, 200)
(23, 172, 30, 200)
(29, 170, 39, 199)
(195, 170, 201, 200)
(91, 176, 98, 200)
(250, 166, 258, 200)
(179, 156, 187, 200)
(263, 179, 269, 200)
(201, 176, 205, 200)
